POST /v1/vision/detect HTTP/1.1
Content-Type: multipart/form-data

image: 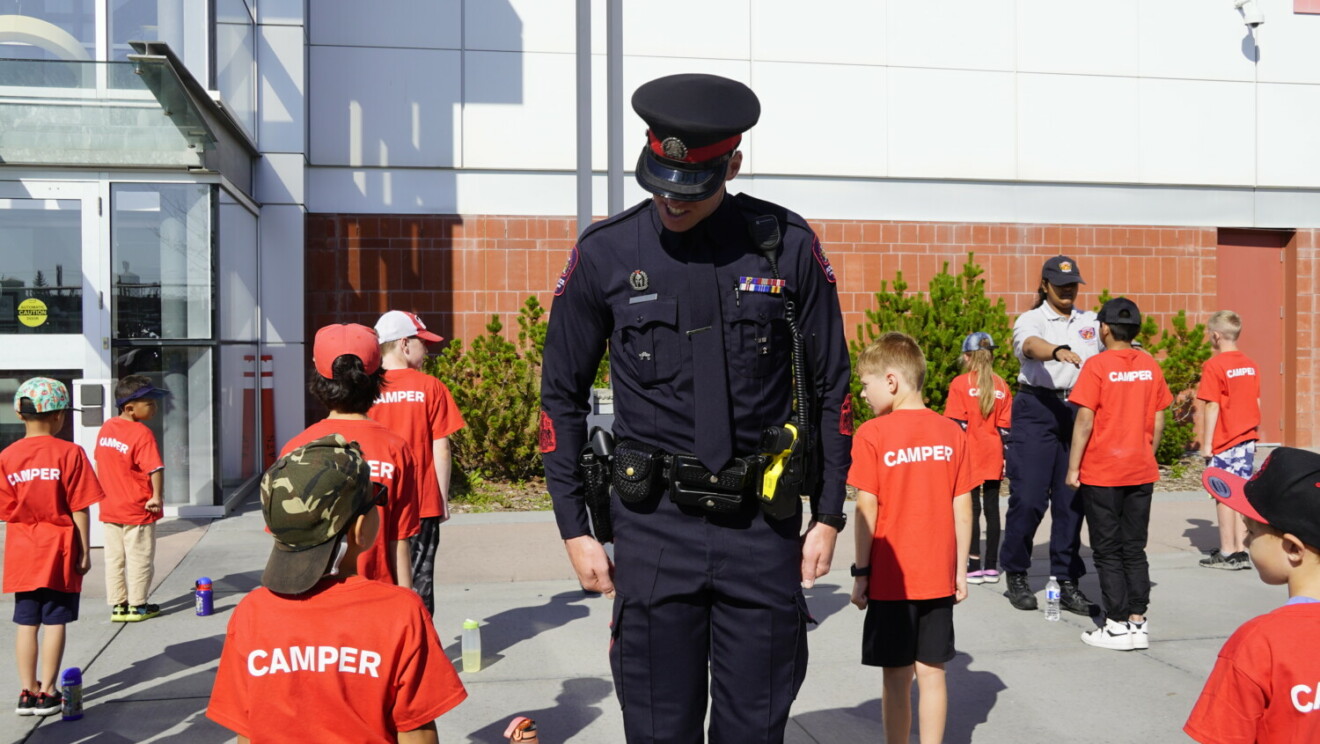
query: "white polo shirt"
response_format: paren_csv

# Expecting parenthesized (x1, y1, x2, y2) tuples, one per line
(1013, 303, 1101, 390)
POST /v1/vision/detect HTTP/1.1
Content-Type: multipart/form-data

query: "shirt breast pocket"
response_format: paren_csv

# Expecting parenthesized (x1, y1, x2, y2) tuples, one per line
(728, 295, 788, 379)
(612, 298, 680, 386)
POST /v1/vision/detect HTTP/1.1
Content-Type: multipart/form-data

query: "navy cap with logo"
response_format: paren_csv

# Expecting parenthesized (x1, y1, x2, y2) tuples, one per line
(1042, 255, 1086, 286)
(632, 74, 760, 202)
(1202, 447, 1320, 550)
(1098, 297, 1142, 327)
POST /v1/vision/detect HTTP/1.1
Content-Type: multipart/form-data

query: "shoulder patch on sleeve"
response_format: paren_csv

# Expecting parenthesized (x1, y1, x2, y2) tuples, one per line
(539, 410, 557, 453)
(840, 393, 855, 436)
(554, 247, 580, 297)
(811, 236, 836, 284)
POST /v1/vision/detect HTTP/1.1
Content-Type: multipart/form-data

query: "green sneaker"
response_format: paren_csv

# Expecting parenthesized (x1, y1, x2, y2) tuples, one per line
(111, 604, 132, 622)
(124, 604, 161, 622)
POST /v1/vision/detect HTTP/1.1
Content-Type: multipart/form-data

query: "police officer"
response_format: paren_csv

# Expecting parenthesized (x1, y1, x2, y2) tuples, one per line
(1000, 256, 1100, 614)
(540, 74, 852, 744)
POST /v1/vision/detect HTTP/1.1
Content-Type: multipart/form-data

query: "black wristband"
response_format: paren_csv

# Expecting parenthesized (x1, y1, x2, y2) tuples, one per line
(850, 563, 871, 577)
(1051, 344, 1072, 361)
(813, 513, 847, 532)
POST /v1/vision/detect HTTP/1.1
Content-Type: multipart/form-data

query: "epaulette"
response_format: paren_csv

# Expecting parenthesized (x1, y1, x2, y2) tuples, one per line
(576, 199, 652, 245)
(731, 192, 810, 235)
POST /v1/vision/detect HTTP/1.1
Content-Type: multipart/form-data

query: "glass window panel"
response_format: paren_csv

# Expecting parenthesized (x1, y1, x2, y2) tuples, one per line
(0, 371, 77, 451)
(215, 18, 255, 140)
(0, 1, 96, 62)
(111, 183, 212, 341)
(218, 344, 260, 486)
(109, 0, 208, 80)
(218, 193, 257, 341)
(115, 345, 213, 506)
(0, 198, 82, 335)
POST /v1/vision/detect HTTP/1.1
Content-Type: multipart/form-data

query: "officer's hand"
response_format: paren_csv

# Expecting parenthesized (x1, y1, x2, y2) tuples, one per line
(564, 535, 615, 598)
(800, 521, 839, 589)
(1065, 467, 1081, 490)
(850, 577, 868, 610)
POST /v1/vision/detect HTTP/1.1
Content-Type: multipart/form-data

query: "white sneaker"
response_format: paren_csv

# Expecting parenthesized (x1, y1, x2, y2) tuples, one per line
(1128, 619, 1149, 650)
(1081, 618, 1134, 651)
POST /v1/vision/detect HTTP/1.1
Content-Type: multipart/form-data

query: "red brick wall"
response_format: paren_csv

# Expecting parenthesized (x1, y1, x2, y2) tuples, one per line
(305, 213, 1318, 446)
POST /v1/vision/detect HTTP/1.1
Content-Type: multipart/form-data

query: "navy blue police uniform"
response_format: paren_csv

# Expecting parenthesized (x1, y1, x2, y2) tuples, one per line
(540, 74, 853, 744)
(999, 256, 1100, 613)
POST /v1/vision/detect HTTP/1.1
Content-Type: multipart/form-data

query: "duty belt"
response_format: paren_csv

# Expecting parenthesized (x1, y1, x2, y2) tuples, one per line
(1018, 383, 1071, 400)
(612, 438, 761, 514)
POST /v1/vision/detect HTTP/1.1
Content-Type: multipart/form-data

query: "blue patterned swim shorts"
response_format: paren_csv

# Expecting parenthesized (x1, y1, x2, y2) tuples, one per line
(1209, 440, 1256, 479)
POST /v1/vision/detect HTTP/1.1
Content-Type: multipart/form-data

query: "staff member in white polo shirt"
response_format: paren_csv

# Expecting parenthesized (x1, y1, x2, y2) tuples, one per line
(999, 256, 1102, 614)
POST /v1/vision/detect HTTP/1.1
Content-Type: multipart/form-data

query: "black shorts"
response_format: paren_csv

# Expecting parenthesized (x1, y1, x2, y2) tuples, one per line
(13, 588, 80, 626)
(862, 596, 955, 668)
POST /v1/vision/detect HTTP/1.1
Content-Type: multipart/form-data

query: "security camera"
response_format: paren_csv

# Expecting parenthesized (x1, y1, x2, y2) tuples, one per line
(1235, 0, 1265, 28)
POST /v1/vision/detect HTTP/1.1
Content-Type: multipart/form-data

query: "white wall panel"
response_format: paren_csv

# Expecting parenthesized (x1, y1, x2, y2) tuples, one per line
(259, 205, 305, 344)
(263, 342, 308, 455)
(309, 0, 461, 49)
(1138, 78, 1254, 186)
(255, 152, 305, 205)
(1017, 74, 1138, 183)
(622, 1, 750, 60)
(467, 0, 570, 54)
(1017, 0, 1138, 77)
(257, 0, 304, 26)
(753, 62, 886, 177)
(1138, 0, 1254, 82)
(752, 0, 886, 66)
(309, 46, 462, 168)
(464, 52, 578, 170)
(1257, 83, 1320, 188)
(1255, 1, 1320, 84)
(888, 0, 1015, 72)
(887, 68, 1016, 180)
(258, 24, 304, 153)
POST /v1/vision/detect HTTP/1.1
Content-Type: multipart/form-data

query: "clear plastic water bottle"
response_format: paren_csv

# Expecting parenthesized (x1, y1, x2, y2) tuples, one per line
(1044, 576, 1061, 622)
(60, 667, 83, 721)
(462, 619, 482, 672)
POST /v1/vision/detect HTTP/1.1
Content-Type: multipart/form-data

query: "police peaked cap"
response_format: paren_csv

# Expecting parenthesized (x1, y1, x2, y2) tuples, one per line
(632, 74, 761, 202)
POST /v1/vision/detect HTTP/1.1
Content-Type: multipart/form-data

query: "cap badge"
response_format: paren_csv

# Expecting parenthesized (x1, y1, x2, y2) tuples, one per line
(1059, 261, 1073, 273)
(629, 270, 649, 291)
(661, 137, 688, 160)
(1207, 476, 1232, 500)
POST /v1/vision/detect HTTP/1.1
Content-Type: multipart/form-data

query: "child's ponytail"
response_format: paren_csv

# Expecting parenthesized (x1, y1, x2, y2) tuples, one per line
(965, 345, 997, 418)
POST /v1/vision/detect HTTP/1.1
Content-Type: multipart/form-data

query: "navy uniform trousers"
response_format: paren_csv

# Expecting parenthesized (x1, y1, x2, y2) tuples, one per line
(609, 489, 810, 744)
(999, 388, 1088, 579)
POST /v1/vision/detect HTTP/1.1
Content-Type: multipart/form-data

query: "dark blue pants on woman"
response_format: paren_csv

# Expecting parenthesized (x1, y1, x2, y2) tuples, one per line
(999, 389, 1087, 579)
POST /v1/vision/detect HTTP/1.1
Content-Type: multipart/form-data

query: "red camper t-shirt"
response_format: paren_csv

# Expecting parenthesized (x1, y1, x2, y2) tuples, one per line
(95, 417, 164, 525)
(0, 436, 106, 593)
(368, 368, 465, 520)
(847, 409, 974, 601)
(943, 372, 1012, 483)
(207, 576, 467, 743)
(1196, 350, 1261, 454)
(282, 420, 420, 584)
(1069, 349, 1173, 487)
(1184, 602, 1320, 744)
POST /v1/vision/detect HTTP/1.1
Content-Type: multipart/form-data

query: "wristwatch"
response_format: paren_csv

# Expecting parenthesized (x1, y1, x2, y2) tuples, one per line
(813, 513, 847, 532)
(850, 563, 871, 577)
(1051, 344, 1072, 361)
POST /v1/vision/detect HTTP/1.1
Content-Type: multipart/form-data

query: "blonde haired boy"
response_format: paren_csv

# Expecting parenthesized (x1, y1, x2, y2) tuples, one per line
(849, 332, 973, 744)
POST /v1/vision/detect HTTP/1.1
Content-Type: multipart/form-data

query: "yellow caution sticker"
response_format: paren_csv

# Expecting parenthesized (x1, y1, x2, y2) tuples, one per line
(17, 298, 48, 328)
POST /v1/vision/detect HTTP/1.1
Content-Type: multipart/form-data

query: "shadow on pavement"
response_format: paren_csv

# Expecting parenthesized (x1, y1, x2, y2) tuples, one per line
(465, 677, 614, 744)
(445, 590, 594, 669)
(27, 665, 229, 744)
(1182, 518, 1218, 553)
(83, 636, 224, 704)
(803, 582, 850, 629)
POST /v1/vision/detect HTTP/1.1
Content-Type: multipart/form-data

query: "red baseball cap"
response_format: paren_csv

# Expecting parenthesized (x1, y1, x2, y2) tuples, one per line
(375, 310, 442, 344)
(313, 324, 382, 379)
(1202, 447, 1320, 549)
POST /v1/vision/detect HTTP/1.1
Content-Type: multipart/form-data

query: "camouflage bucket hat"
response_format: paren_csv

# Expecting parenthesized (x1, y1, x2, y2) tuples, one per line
(260, 434, 373, 595)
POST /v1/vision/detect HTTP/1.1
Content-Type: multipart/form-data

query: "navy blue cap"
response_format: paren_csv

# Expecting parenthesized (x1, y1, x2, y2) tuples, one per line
(1042, 255, 1085, 285)
(115, 383, 170, 409)
(1098, 297, 1142, 327)
(632, 74, 760, 202)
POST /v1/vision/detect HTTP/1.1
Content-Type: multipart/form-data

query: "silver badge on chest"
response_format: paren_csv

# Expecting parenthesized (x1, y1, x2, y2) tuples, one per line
(629, 270, 649, 291)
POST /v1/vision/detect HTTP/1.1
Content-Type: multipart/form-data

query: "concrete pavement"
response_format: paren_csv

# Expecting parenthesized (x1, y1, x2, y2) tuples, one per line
(1, 490, 1282, 743)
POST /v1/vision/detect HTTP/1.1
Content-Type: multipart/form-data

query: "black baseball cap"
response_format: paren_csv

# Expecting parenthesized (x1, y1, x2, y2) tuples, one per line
(632, 74, 760, 202)
(1202, 447, 1320, 550)
(1042, 255, 1085, 285)
(1098, 297, 1142, 327)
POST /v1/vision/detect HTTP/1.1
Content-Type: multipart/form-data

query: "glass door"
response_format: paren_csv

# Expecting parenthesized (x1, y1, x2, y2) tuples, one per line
(0, 180, 110, 450)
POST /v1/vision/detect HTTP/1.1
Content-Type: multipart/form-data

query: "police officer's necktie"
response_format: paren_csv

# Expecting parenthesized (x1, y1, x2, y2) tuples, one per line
(687, 250, 733, 473)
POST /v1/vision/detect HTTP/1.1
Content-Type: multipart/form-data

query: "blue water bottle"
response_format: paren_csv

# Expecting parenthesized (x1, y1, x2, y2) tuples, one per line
(195, 577, 214, 616)
(60, 667, 83, 721)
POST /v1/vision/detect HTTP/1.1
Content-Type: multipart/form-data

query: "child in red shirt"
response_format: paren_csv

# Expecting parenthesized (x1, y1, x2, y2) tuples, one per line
(944, 331, 1012, 586)
(1186, 448, 1320, 744)
(849, 332, 973, 744)
(207, 434, 466, 743)
(1066, 298, 1172, 651)
(0, 378, 105, 716)
(283, 324, 419, 589)
(370, 310, 466, 614)
(1196, 310, 1261, 571)
(95, 374, 169, 623)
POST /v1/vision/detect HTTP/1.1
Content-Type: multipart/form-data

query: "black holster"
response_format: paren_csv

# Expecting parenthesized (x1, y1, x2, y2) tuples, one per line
(579, 428, 615, 543)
